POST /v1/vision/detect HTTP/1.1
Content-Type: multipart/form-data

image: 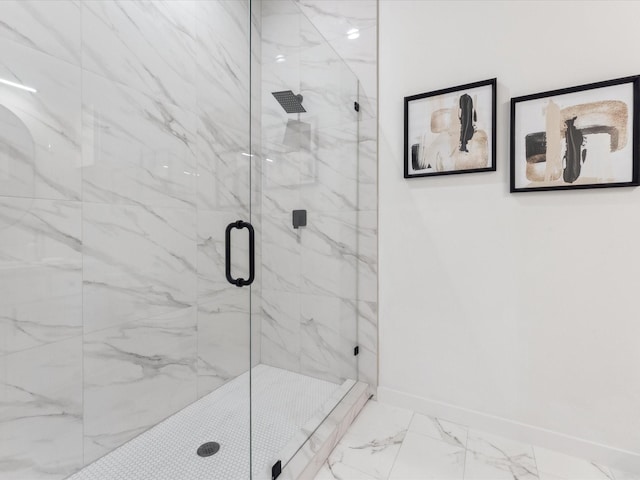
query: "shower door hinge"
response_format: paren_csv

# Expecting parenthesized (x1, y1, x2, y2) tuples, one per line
(354, 101, 360, 112)
(272, 460, 282, 479)
(354, 346, 359, 356)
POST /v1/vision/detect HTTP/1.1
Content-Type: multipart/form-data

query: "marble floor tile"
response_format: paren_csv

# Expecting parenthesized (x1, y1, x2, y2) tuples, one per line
(322, 401, 413, 479)
(314, 461, 373, 480)
(314, 401, 640, 480)
(388, 431, 466, 480)
(327, 429, 404, 480)
(345, 400, 413, 440)
(534, 446, 614, 480)
(408, 413, 468, 449)
(465, 430, 539, 480)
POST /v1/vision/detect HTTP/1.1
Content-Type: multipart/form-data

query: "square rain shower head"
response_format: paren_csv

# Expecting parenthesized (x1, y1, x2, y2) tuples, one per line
(272, 90, 306, 114)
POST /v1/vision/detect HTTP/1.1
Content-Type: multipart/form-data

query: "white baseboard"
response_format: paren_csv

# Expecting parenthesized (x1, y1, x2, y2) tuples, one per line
(377, 386, 640, 475)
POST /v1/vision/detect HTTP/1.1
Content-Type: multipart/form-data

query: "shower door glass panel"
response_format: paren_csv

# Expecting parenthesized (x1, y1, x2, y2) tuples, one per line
(195, 0, 254, 478)
(252, 1, 360, 477)
(0, 0, 255, 478)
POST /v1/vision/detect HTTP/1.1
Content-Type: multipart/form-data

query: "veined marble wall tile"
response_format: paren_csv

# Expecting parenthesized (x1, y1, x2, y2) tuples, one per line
(83, 202, 196, 334)
(196, 121, 251, 213)
(300, 211, 358, 300)
(251, 311, 262, 368)
(83, 307, 197, 464)
(356, 210, 377, 303)
(300, 294, 357, 384)
(358, 117, 377, 212)
(326, 25, 377, 107)
(0, 38, 82, 201)
(0, 337, 83, 479)
(82, 71, 197, 209)
(251, 0, 263, 36)
(306, 123, 359, 213)
(0, 0, 81, 66)
(261, 289, 301, 372)
(0, 103, 35, 199)
(356, 210, 377, 388)
(197, 291, 251, 398)
(261, 123, 359, 215)
(357, 299, 377, 388)
(356, 76, 377, 122)
(81, 1, 197, 111)
(263, 0, 324, 50)
(300, 42, 359, 132)
(294, 0, 377, 43)
(196, 0, 250, 135)
(0, 197, 81, 356)
(261, 213, 301, 293)
(195, 0, 251, 213)
(251, 0, 263, 151)
(260, 142, 304, 214)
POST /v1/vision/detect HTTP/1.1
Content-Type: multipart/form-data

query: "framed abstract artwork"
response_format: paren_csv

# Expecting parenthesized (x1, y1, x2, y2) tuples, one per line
(510, 75, 640, 192)
(404, 78, 496, 178)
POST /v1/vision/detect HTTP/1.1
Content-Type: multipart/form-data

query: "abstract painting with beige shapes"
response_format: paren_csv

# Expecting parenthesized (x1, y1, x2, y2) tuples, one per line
(525, 100, 627, 185)
(414, 93, 489, 172)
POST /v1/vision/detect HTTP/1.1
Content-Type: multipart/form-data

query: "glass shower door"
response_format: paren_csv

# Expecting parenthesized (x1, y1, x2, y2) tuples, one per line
(194, 1, 255, 478)
(251, 0, 360, 477)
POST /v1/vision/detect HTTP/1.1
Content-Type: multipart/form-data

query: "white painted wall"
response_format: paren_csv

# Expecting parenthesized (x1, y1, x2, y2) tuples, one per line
(378, 0, 640, 470)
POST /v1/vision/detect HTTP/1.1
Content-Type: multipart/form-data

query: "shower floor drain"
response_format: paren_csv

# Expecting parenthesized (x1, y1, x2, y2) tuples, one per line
(197, 442, 220, 457)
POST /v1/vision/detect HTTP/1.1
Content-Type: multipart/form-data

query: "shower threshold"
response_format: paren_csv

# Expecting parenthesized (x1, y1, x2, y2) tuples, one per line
(68, 365, 355, 480)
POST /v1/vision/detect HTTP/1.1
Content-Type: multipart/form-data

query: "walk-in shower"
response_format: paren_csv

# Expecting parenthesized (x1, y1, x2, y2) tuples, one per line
(0, 0, 375, 479)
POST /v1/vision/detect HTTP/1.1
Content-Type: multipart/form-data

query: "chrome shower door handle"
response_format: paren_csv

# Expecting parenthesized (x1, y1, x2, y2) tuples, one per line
(225, 220, 255, 287)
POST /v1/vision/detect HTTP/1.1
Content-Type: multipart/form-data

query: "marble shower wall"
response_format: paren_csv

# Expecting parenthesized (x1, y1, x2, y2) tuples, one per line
(259, 0, 377, 388)
(0, 1, 258, 478)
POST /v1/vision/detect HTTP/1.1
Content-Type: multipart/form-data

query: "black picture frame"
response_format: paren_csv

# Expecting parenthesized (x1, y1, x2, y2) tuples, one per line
(510, 75, 640, 193)
(404, 78, 496, 179)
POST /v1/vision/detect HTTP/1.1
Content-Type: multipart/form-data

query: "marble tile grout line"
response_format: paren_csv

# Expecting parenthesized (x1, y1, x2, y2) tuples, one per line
(386, 411, 415, 479)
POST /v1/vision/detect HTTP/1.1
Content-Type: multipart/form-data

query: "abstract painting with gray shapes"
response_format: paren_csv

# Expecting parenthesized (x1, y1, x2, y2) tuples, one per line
(406, 80, 494, 177)
(512, 80, 636, 191)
